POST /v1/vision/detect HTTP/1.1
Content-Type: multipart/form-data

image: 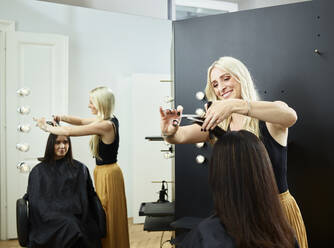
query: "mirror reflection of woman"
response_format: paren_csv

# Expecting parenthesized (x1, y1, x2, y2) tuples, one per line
(26, 134, 103, 248)
(160, 57, 308, 248)
(35, 86, 130, 248)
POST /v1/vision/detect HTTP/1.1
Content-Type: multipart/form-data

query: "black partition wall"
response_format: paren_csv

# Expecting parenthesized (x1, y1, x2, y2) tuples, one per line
(173, 0, 334, 246)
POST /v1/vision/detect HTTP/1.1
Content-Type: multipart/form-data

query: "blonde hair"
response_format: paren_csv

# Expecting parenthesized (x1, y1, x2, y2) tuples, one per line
(205, 57, 260, 137)
(89, 86, 115, 159)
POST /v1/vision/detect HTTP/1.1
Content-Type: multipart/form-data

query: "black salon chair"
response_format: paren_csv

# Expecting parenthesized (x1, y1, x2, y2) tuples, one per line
(16, 196, 29, 247)
(16, 194, 106, 247)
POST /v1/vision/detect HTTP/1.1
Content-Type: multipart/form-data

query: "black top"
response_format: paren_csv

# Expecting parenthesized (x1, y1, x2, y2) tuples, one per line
(259, 121, 288, 194)
(26, 158, 103, 248)
(96, 117, 119, 165)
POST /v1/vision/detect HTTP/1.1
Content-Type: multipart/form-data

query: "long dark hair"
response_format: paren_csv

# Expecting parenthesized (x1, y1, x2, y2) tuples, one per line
(209, 130, 295, 248)
(39, 133, 74, 165)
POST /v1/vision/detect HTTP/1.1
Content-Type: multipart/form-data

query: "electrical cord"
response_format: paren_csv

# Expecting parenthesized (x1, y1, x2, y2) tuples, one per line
(164, 180, 168, 200)
(160, 231, 165, 248)
(160, 231, 175, 248)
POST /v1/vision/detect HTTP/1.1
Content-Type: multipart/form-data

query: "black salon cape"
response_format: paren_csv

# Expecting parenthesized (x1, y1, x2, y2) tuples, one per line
(25, 158, 102, 248)
(178, 215, 235, 248)
(179, 215, 300, 248)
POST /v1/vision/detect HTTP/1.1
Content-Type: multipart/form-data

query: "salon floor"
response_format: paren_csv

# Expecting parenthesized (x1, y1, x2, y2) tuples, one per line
(0, 218, 174, 248)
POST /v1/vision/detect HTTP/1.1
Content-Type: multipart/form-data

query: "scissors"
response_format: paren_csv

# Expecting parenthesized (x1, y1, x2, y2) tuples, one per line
(46, 119, 60, 127)
(181, 101, 212, 124)
(181, 114, 205, 124)
(181, 101, 226, 138)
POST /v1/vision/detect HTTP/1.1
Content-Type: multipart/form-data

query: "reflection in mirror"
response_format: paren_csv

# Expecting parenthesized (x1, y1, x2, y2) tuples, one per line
(174, 0, 238, 20)
(0, 0, 172, 244)
(164, 96, 174, 103)
(17, 124, 31, 133)
(164, 152, 175, 159)
(17, 106, 31, 115)
(16, 88, 31, 97)
(16, 143, 30, 152)
(16, 161, 30, 173)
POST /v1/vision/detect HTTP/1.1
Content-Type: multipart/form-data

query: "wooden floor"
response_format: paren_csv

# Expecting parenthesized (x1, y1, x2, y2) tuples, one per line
(0, 218, 174, 248)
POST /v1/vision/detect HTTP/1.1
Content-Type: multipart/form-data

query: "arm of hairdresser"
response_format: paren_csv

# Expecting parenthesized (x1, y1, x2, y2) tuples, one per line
(53, 114, 96, 125)
(35, 117, 114, 137)
(202, 99, 297, 130)
(201, 99, 297, 146)
(159, 106, 209, 144)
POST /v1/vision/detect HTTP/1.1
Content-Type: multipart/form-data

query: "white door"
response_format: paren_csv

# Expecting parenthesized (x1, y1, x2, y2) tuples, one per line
(132, 74, 173, 223)
(5, 31, 68, 238)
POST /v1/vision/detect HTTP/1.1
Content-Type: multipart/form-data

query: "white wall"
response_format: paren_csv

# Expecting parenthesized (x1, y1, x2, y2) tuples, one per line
(238, 0, 311, 10)
(0, 0, 172, 218)
(37, 0, 311, 19)
(38, 0, 169, 19)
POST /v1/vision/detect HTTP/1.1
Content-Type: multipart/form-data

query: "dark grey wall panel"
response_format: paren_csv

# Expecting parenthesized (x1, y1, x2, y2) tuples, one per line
(174, 0, 334, 246)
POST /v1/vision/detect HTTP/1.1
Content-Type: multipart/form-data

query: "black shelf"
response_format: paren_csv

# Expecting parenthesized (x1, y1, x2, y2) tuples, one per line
(139, 202, 174, 217)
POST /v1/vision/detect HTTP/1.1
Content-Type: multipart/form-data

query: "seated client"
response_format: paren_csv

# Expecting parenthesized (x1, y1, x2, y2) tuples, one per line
(25, 133, 104, 248)
(180, 130, 298, 248)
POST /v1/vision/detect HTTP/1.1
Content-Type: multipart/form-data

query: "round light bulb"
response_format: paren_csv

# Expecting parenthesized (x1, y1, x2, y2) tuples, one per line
(196, 155, 205, 164)
(16, 143, 30, 152)
(195, 91, 205, 100)
(195, 108, 205, 117)
(16, 88, 31, 97)
(17, 124, 31, 133)
(17, 106, 31, 115)
(164, 96, 174, 103)
(164, 152, 174, 159)
(196, 142, 205, 148)
(17, 161, 31, 173)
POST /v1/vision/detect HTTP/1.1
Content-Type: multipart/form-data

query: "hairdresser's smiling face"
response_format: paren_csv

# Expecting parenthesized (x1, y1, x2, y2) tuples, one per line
(54, 136, 69, 160)
(88, 96, 98, 115)
(210, 66, 241, 100)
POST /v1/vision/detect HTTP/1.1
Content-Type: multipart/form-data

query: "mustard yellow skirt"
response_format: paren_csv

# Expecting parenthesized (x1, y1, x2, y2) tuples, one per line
(279, 191, 308, 248)
(94, 163, 130, 248)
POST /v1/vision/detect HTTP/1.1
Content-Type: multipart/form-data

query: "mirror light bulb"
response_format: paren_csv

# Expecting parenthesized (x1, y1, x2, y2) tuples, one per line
(195, 108, 205, 117)
(16, 88, 31, 97)
(17, 161, 30, 173)
(16, 143, 30, 152)
(17, 106, 31, 115)
(196, 142, 205, 148)
(196, 91, 205, 100)
(164, 152, 174, 159)
(17, 124, 31, 133)
(164, 96, 174, 103)
(196, 155, 205, 164)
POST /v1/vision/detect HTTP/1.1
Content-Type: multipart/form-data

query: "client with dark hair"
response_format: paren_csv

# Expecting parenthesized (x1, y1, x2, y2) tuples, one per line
(180, 130, 298, 248)
(25, 134, 104, 248)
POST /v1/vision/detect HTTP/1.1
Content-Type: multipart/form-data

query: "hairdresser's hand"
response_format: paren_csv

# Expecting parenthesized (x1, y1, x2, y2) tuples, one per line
(159, 105, 183, 137)
(202, 100, 236, 131)
(33, 117, 50, 132)
(52, 114, 61, 124)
